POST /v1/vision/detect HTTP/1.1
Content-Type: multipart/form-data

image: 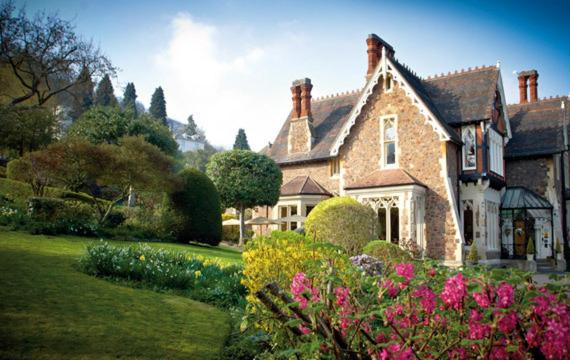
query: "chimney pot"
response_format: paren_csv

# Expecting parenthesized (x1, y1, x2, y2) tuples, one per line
(290, 82, 302, 118)
(518, 70, 538, 104)
(366, 34, 394, 78)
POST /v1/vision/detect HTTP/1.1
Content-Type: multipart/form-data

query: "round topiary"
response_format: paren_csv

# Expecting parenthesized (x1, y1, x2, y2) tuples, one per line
(305, 196, 377, 255)
(363, 240, 412, 273)
(170, 168, 222, 246)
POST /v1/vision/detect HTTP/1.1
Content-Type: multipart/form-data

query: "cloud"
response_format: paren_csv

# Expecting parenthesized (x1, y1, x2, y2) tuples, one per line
(152, 13, 285, 150)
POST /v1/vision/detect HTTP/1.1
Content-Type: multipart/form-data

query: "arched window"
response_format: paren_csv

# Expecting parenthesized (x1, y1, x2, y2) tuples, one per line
(381, 116, 397, 167)
(462, 126, 476, 170)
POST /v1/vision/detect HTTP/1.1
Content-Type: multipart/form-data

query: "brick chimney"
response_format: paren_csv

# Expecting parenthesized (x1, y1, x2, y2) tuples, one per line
(366, 34, 394, 79)
(517, 70, 538, 104)
(288, 78, 314, 154)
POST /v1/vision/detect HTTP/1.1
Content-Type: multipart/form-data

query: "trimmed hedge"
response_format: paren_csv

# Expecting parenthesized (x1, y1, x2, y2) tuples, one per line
(305, 196, 377, 255)
(170, 168, 222, 246)
(362, 240, 412, 273)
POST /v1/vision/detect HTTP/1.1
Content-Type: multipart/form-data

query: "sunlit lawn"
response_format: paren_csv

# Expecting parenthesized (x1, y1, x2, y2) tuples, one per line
(0, 230, 240, 359)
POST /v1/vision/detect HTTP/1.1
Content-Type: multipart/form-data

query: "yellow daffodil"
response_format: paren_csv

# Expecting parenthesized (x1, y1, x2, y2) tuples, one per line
(139, 255, 145, 261)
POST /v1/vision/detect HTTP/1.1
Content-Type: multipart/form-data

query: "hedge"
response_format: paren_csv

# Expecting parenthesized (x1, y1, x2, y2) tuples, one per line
(170, 168, 222, 246)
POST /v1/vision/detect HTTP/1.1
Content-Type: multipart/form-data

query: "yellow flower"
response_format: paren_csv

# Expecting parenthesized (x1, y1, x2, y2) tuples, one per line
(194, 270, 202, 278)
(139, 255, 145, 261)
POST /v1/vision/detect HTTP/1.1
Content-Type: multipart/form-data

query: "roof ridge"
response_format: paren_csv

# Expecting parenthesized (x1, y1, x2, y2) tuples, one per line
(507, 95, 569, 107)
(425, 64, 496, 81)
(300, 175, 310, 192)
(313, 88, 362, 102)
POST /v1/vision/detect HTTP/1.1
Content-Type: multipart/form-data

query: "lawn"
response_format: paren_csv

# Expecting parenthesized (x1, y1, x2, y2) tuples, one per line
(0, 230, 241, 359)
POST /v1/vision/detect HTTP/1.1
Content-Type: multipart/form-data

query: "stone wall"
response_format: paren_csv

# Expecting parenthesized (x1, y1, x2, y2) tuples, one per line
(506, 158, 550, 196)
(339, 82, 458, 260)
(288, 118, 312, 154)
(281, 161, 340, 195)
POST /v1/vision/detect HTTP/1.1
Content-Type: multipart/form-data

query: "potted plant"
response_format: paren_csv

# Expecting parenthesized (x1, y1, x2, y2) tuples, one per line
(555, 238, 563, 261)
(467, 241, 479, 266)
(526, 237, 535, 261)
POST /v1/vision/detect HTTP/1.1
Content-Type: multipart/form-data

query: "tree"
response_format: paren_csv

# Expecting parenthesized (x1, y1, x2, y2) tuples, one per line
(0, 2, 114, 106)
(183, 142, 219, 172)
(185, 115, 198, 137)
(68, 66, 94, 120)
(122, 82, 137, 117)
(128, 113, 179, 156)
(206, 150, 282, 246)
(0, 105, 57, 156)
(6, 150, 57, 196)
(67, 106, 131, 144)
(94, 74, 118, 107)
(233, 128, 250, 150)
(170, 168, 222, 245)
(149, 86, 167, 125)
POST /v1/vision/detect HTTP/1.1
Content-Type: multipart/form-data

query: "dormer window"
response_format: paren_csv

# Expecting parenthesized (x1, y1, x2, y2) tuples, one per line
(380, 115, 397, 168)
(462, 125, 476, 170)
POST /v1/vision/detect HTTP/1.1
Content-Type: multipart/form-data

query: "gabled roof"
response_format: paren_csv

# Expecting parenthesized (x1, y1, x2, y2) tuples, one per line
(266, 91, 360, 164)
(506, 97, 569, 158)
(345, 168, 426, 190)
(280, 176, 332, 196)
(501, 186, 552, 209)
(423, 66, 500, 125)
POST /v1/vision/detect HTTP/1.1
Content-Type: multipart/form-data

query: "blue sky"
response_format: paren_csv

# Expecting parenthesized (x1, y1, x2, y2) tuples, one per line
(17, 0, 570, 149)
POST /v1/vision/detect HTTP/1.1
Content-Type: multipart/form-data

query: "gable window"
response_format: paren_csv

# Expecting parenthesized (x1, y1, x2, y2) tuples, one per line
(462, 125, 476, 170)
(380, 115, 397, 168)
(489, 129, 504, 176)
(329, 157, 340, 177)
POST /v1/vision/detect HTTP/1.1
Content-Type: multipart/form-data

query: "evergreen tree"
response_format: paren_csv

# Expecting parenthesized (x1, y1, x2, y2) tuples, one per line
(122, 82, 138, 117)
(69, 67, 94, 120)
(94, 74, 118, 107)
(233, 128, 250, 150)
(185, 115, 198, 137)
(149, 86, 167, 125)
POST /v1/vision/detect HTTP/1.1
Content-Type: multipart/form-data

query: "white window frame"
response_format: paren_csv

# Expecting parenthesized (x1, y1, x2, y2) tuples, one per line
(488, 129, 504, 176)
(329, 157, 340, 178)
(462, 125, 477, 171)
(380, 114, 398, 169)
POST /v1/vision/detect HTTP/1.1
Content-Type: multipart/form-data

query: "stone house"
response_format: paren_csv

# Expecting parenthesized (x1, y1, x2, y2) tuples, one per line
(256, 34, 569, 267)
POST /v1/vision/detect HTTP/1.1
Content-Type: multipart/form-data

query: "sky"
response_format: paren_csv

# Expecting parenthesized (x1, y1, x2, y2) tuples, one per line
(16, 0, 570, 150)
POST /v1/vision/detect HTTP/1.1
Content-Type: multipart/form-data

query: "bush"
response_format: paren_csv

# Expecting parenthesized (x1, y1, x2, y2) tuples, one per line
(0, 178, 64, 207)
(26, 197, 98, 236)
(103, 209, 126, 228)
(170, 168, 222, 245)
(305, 196, 377, 255)
(0, 166, 6, 178)
(363, 240, 412, 273)
(80, 242, 245, 309)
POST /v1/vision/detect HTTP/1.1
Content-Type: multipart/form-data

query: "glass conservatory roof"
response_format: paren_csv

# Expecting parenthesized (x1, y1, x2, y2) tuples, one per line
(500, 187, 553, 210)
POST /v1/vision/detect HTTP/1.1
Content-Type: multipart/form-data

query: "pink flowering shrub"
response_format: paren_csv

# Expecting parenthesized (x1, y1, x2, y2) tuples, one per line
(253, 260, 570, 359)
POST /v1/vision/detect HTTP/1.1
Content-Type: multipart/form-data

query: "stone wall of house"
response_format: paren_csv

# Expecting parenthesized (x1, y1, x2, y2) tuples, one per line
(280, 161, 339, 195)
(506, 158, 550, 196)
(339, 82, 458, 260)
(288, 118, 312, 154)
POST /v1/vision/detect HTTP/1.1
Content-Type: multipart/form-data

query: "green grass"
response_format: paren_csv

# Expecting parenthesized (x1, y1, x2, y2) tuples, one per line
(0, 230, 241, 359)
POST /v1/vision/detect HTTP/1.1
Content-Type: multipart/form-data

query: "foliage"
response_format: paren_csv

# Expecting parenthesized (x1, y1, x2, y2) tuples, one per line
(170, 168, 222, 245)
(468, 240, 480, 264)
(185, 114, 198, 137)
(67, 106, 131, 144)
(94, 74, 118, 107)
(306, 196, 378, 255)
(183, 142, 219, 172)
(0, 231, 230, 359)
(207, 150, 282, 246)
(0, 166, 5, 178)
(7, 151, 56, 196)
(0, 105, 57, 156)
(68, 66, 94, 120)
(80, 242, 246, 309)
(128, 113, 179, 156)
(233, 128, 250, 150)
(363, 240, 413, 274)
(527, 236, 535, 255)
(0, 2, 114, 106)
(0, 177, 63, 207)
(250, 259, 570, 359)
(149, 86, 167, 125)
(121, 82, 137, 117)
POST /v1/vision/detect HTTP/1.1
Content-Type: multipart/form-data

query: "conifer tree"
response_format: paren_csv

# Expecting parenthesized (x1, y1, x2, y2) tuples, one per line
(185, 115, 198, 137)
(94, 74, 118, 107)
(69, 67, 94, 120)
(149, 86, 167, 125)
(122, 82, 138, 117)
(233, 128, 250, 150)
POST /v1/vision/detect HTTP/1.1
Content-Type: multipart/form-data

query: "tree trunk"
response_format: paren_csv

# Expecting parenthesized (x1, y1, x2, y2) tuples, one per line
(239, 205, 245, 247)
(127, 186, 136, 207)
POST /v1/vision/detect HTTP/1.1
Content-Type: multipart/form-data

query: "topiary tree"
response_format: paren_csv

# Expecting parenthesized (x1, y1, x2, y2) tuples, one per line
(305, 196, 377, 255)
(170, 168, 222, 245)
(233, 128, 250, 150)
(467, 240, 479, 265)
(206, 150, 282, 246)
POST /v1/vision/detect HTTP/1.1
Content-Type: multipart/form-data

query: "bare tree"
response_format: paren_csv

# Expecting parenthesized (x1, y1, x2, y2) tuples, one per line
(0, 1, 115, 106)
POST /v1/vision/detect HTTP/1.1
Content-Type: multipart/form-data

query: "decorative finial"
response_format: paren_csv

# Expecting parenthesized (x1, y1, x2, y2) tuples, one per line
(496, 60, 501, 69)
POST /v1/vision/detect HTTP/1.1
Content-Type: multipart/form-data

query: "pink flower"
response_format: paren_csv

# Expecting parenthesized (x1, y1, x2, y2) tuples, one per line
(395, 263, 414, 283)
(469, 310, 491, 339)
(382, 279, 399, 298)
(427, 268, 437, 277)
(448, 347, 467, 360)
(497, 311, 518, 333)
(290, 272, 320, 309)
(441, 273, 467, 310)
(413, 286, 436, 314)
(496, 282, 515, 308)
(335, 287, 350, 307)
(298, 323, 311, 334)
(473, 285, 494, 308)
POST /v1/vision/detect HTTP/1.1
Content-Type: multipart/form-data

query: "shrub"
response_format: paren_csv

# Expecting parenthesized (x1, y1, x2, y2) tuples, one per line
(170, 168, 222, 245)
(28, 197, 65, 221)
(26, 197, 98, 236)
(250, 260, 570, 359)
(0, 178, 64, 207)
(527, 237, 535, 255)
(363, 240, 412, 273)
(305, 196, 377, 255)
(0, 166, 5, 178)
(80, 242, 245, 309)
(103, 209, 126, 228)
(467, 240, 479, 264)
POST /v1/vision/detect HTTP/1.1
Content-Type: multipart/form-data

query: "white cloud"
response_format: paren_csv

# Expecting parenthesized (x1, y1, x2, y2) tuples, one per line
(152, 13, 286, 150)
